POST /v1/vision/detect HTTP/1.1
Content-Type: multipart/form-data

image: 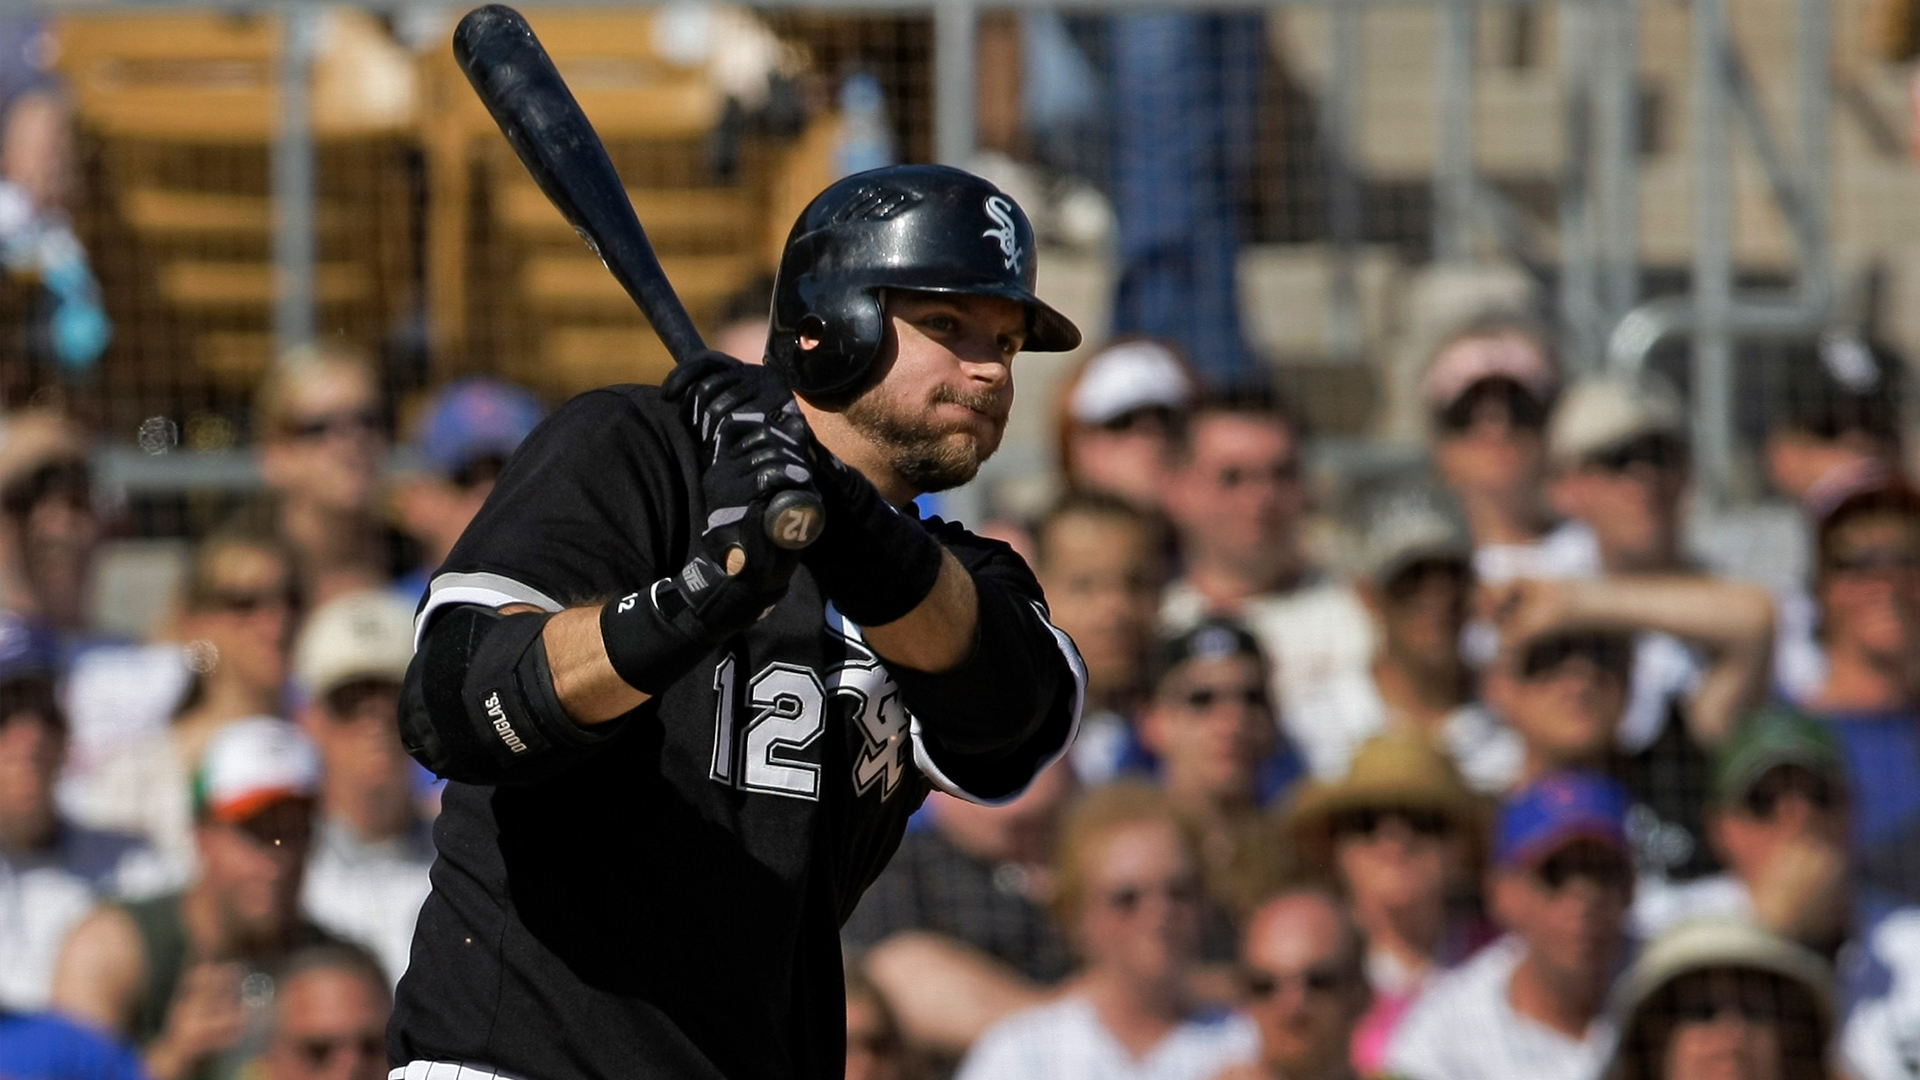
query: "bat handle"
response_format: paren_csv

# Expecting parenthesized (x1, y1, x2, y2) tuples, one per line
(765, 489, 826, 551)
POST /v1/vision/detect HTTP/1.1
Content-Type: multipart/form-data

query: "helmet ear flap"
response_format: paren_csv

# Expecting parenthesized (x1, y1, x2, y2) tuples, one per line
(783, 285, 885, 398)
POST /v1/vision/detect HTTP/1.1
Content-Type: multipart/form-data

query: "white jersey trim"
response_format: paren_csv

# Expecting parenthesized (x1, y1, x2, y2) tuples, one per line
(415, 571, 564, 647)
(910, 599, 1086, 807)
(390, 1062, 531, 1080)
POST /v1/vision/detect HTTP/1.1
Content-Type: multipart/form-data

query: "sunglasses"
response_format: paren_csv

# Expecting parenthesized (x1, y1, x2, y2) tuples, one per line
(1330, 806, 1453, 840)
(1435, 380, 1550, 434)
(1211, 461, 1301, 490)
(1742, 766, 1840, 817)
(1668, 971, 1790, 1025)
(1101, 877, 1204, 915)
(1532, 844, 1633, 893)
(1096, 406, 1178, 434)
(1243, 963, 1347, 1001)
(1518, 633, 1632, 681)
(1174, 685, 1268, 711)
(1822, 546, 1920, 577)
(1384, 558, 1472, 602)
(449, 454, 509, 491)
(1586, 434, 1688, 474)
(1, 460, 91, 517)
(322, 678, 402, 722)
(230, 801, 314, 850)
(200, 587, 293, 616)
(291, 1033, 385, 1071)
(285, 409, 382, 442)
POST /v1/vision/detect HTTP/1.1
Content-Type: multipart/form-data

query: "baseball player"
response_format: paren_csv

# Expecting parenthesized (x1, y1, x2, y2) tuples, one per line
(387, 165, 1087, 1080)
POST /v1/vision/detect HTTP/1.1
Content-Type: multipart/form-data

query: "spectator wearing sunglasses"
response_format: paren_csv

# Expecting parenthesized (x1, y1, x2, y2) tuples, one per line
(1213, 889, 1370, 1080)
(72, 529, 300, 882)
(254, 350, 398, 607)
(1034, 492, 1168, 788)
(1292, 489, 1519, 791)
(1424, 317, 1597, 590)
(1057, 338, 1199, 514)
(1137, 620, 1297, 920)
(292, 592, 428, 990)
(389, 378, 544, 606)
(1607, 919, 1834, 1080)
(1527, 376, 1778, 882)
(0, 611, 162, 1013)
(1633, 706, 1853, 955)
(1287, 733, 1489, 1076)
(53, 719, 345, 1080)
(956, 783, 1257, 1080)
(0, 409, 107, 654)
(845, 762, 1078, 1062)
(1161, 390, 1374, 771)
(1386, 770, 1635, 1080)
(1483, 624, 1636, 786)
(260, 943, 389, 1080)
(1801, 473, 1920, 873)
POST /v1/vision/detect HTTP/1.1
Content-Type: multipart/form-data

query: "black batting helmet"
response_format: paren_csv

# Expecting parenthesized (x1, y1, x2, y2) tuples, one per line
(766, 164, 1082, 397)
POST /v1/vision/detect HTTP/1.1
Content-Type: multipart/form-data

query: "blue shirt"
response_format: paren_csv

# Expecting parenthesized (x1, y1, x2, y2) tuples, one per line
(1822, 709, 1920, 856)
(0, 1012, 147, 1080)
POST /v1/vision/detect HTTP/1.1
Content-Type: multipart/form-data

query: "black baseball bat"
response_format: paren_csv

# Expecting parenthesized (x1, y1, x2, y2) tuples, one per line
(453, 4, 824, 554)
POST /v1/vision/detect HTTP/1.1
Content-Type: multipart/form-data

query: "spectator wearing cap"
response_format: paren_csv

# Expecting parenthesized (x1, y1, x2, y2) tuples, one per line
(74, 529, 299, 881)
(1517, 374, 1777, 880)
(1056, 338, 1198, 512)
(1800, 472, 1920, 870)
(1287, 732, 1489, 1075)
(844, 762, 1077, 1061)
(955, 783, 1257, 1080)
(1291, 490, 1519, 792)
(1607, 919, 1834, 1080)
(1424, 316, 1598, 586)
(1385, 771, 1635, 1080)
(1031, 492, 1167, 787)
(254, 350, 396, 606)
(1762, 333, 1909, 702)
(293, 591, 429, 989)
(260, 943, 390, 1080)
(1160, 390, 1374, 760)
(1137, 619, 1297, 921)
(1213, 889, 1370, 1080)
(1633, 706, 1852, 954)
(0, 408, 106, 653)
(53, 718, 342, 1080)
(0, 611, 161, 1012)
(389, 378, 544, 604)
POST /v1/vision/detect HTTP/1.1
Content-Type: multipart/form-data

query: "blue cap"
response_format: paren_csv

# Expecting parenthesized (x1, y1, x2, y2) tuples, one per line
(1496, 770, 1631, 869)
(415, 378, 544, 476)
(0, 611, 58, 686)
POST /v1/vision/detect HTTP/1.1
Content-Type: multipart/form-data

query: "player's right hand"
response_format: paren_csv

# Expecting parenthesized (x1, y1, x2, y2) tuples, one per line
(660, 350, 818, 638)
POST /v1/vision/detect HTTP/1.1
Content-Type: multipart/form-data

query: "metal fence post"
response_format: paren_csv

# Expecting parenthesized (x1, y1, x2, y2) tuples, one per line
(1595, 0, 1640, 322)
(1433, 0, 1475, 263)
(935, 0, 978, 166)
(273, 4, 320, 355)
(1692, 0, 1735, 505)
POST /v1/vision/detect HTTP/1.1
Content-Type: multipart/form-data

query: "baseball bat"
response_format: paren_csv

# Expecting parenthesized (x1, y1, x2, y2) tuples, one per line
(453, 4, 824, 554)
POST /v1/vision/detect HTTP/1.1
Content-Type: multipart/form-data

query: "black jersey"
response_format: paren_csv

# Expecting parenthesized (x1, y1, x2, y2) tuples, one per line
(388, 386, 1083, 1080)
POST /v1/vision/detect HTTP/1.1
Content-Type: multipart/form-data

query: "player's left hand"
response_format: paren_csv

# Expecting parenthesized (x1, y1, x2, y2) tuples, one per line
(661, 349, 796, 459)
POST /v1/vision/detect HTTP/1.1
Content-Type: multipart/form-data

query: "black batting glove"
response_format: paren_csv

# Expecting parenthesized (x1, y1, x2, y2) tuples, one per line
(598, 354, 816, 694)
(801, 439, 947, 629)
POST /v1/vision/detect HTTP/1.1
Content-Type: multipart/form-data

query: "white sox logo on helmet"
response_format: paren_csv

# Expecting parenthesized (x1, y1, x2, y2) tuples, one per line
(982, 195, 1023, 274)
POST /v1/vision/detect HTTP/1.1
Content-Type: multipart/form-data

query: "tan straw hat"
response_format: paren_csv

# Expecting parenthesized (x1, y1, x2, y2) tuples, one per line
(1286, 731, 1486, 873)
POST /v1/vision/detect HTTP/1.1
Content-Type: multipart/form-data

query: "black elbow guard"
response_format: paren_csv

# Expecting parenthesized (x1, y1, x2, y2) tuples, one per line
(400, 604, 624, 785)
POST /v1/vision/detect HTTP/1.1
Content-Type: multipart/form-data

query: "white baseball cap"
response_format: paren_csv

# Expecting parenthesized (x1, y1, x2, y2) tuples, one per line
(1548, 374, 1686, 465)
(294, 589, 416, 699)
(1068, 340, 1195, 426)
(194, 716, 321, 824)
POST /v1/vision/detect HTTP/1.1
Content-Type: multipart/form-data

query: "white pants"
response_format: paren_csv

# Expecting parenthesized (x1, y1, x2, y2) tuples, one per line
(391, 1063, 529, 1080)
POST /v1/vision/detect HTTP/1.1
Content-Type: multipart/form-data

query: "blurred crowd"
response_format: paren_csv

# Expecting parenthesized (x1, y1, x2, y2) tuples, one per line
(0, 313, 1916, 1080)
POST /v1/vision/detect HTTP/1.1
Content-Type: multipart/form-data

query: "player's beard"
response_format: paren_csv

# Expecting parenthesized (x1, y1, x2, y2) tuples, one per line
(844, 383, 1007, 493)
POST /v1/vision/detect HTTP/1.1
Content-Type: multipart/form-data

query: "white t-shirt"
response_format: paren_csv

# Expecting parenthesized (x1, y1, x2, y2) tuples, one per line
(56, 643, 191, 818)
(1286, 664, 1523, 794)
(65, 729, 197, 888)
(0, 824, 169, 1010)
(956, 995, 1256, 1080)
(1161, 576, 1375, 775)
(1844, 908, 1920, 1080)
(1628, 872, 1753, 942)
(1384, 935, 1614, 1080)
(302, 817, 435, 988)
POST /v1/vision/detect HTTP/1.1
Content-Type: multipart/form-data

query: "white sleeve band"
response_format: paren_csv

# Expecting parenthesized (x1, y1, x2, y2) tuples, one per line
(909, 599, 1086, 807)
(415, 571, 564, 648)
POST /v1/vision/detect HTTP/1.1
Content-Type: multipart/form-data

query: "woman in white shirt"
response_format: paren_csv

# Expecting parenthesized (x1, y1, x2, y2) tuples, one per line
(956, 782, 1257, 1080)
